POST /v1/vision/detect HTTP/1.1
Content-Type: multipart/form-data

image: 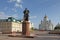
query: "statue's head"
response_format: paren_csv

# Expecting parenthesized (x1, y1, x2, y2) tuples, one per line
(23, 8, 29, 14)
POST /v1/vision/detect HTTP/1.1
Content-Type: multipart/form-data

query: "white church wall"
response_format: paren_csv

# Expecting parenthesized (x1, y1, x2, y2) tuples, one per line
(39, 15, 54, 31)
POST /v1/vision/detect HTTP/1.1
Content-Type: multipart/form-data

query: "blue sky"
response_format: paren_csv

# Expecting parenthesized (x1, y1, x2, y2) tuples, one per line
(0, 0, 60, 28)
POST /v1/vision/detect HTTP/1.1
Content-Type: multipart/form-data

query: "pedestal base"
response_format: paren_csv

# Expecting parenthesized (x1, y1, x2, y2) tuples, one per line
(22, 21, 30, 36)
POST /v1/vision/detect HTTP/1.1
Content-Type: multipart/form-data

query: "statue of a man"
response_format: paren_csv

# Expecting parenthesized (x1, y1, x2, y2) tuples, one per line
(23, 8, 29, 21)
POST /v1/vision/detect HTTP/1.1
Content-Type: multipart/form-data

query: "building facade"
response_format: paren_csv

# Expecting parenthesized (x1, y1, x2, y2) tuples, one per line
(39, 15, 54, 30)
(0, 17, 22, 33)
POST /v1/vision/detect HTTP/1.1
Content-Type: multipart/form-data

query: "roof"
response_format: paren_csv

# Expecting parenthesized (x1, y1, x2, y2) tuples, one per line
(0, 17, 22, 23)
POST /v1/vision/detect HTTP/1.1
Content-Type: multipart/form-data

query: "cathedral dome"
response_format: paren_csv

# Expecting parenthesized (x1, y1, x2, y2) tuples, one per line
(44, 15, 48, 18)
(43, 15, 48, 21)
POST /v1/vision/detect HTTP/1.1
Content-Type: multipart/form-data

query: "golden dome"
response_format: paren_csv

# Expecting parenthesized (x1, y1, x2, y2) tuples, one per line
(44, 15, 48, 18)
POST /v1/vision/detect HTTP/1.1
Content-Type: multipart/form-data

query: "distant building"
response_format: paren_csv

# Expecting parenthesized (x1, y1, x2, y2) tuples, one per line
(0, 17, 22, 33)
(54, 23, 60, 30)
(55, 23, 60, 27)
(39, 15, 54, 30)
(29, 21, 34, 29)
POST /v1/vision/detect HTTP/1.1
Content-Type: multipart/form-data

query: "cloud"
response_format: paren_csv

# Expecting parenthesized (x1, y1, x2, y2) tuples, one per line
(4, 7, 8, 10)
(16, 0, 22, 3)
(12, 8, 17, 12)
(0, 12, 19, 19)
(8, 0, 22, 3)
(11, 14, 19, 18)
(8, 0, 16, 2)
(15, 3, 23, 9)
(0, 12, 8, 19)
(29, 16, 37, 19)
(8, 0, 23, 9)
(0, 12, 5, 16)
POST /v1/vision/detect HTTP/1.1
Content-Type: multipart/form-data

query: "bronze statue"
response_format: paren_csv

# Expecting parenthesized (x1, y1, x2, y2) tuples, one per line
(23, 8, 29, 21)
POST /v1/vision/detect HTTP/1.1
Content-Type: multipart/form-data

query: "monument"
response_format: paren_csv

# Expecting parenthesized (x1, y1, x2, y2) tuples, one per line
(22, 8, 30, 36)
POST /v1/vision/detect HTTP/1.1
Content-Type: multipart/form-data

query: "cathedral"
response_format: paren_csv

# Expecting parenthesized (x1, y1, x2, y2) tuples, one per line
(39, 15, 54, 31)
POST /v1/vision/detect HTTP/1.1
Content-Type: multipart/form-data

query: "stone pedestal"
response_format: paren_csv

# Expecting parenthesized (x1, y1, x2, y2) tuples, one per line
(22, 21, 30, 36)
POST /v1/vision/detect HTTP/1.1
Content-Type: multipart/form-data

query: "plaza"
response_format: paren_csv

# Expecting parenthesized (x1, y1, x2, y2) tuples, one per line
(0, 31, 60, 40)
